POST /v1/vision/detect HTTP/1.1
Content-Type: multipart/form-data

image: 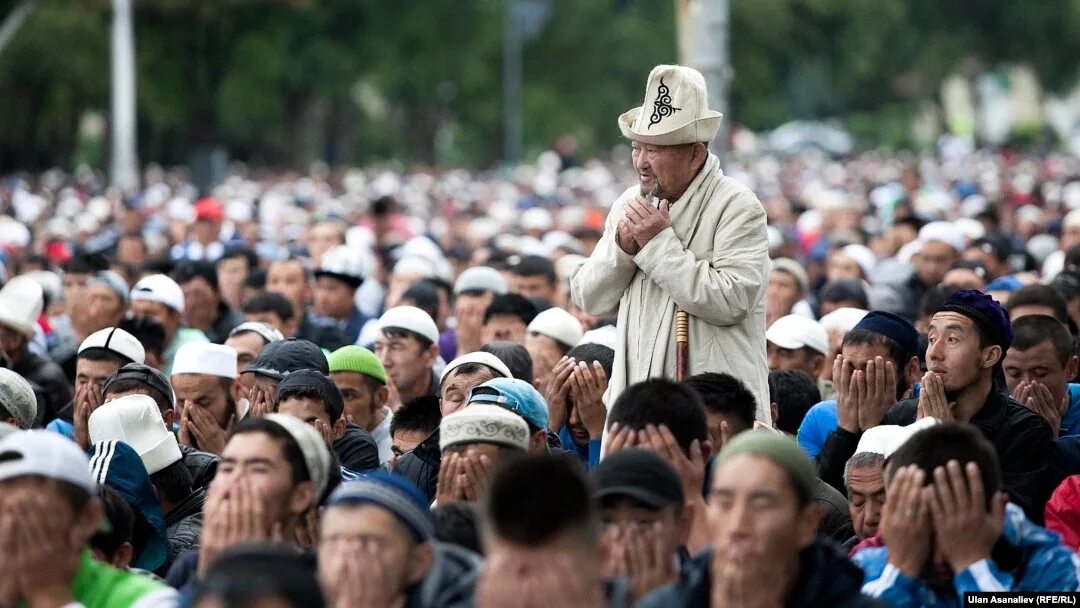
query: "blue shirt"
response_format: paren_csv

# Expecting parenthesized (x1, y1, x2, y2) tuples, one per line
(558, 425, 601, 470)
(796, 382, 922, 457)
(1060, 383, 1080, 437)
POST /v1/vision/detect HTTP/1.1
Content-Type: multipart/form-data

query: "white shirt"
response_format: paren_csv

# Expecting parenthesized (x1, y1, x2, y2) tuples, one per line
(372, 406, 394, 469)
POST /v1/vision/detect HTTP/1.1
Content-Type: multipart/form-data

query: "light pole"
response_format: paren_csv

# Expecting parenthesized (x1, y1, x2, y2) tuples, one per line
(677, 0, 729, 162)
(111, 0, 138, 193)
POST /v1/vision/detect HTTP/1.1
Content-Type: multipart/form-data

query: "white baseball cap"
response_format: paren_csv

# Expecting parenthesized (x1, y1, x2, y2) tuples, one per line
(88, 394, 182, 475)
(440, 352, 513, 386)
(131, 274, 185, 314)
(766, 314, 829, 356)
(918, 221, 966, 254)
(78, 327, 146, 365)
(378, 306, 439, 344)
(228, 321, 285, 344)
(0, 430, 94, 493)
(172, 343, 238, 379)
(527, 307, 584, 349)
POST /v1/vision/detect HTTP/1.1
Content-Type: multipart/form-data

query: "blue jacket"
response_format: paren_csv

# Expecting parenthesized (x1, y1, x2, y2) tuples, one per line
(797, 400, 837, 457)
(557, 425, 601, 470)
(1060, 383, 1080, 437)
(855, 503, 1080, 607)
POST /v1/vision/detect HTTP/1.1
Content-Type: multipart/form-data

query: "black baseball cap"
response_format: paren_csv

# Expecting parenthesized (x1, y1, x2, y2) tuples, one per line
(275, 369, 345, 422)
(103, 363, 176, 411)
(243, 338, 329, 380)
(591, 448, 684, 510)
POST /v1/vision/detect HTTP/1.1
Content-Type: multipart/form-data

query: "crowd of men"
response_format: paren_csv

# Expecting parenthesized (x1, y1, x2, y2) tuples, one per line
(6, 64, 1080, 607)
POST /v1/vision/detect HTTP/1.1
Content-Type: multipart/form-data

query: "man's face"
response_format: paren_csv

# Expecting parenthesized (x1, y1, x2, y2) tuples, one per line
(63, 272, 92, 326)
(526, 333, 563, 394)
(76, 357, 123, 398)
(225, 332, 266, 379)
(130, 300, 179, 343)
(601, 499, 685, 559)
(511, 274, 554, 301)
(267, 261, 311, 313)
(214, 432, 307, 526)
(631, 141, 701, 201)
(0, 477, 94, 544)
(278, 396, 339, 441)
(942, 268, 985, 292)
(216, 257, 249, 296)
(386, 270, 424, 310)
(331, 371, 381, 430)
(767, 342, 821, 376)
(1004, 341, 1075, 410)
(306, 224, 344, 265)
(914, 241, 959, 286)
(390, 429, 429, 470)
(926, 313, 993, 394)
(845, 465, 885, 540)
(245, 311, 288, 335)
(1064, 223, 1080, 252)
(313, 276, 356, 320)
(766, 271, 801, 314)
(439, 368, 497, 417)
(181, 277, 219, 329)
(375, 334, 435, 396)
(820, 299, 863, 318)
(193, 218, 221, 245)
(826, 252, 864, 282)
(0, 325, 24, 360)
(455, 292, 494, 325)
(704, 410, 744, 452)
(116, 237, 147, 266)
(482, 315, 528, 344)
(319, 505, 428, 593)
(707, 454, 818, 565)
(86, 285, 125, 332)
(172, 373, 234, 428)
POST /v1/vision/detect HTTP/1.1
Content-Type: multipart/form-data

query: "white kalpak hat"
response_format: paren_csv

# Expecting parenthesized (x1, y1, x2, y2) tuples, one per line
(131, 274, 185, 314)
(172, 343, 238, 379)
(527, 308, 584, 349)
(0, 276, 43, 337)
(618, 65, 723, 146)
(79, 327, 146, 365)
(766, 315, 828, 356)
(439, 404, 530, 452)
(88, 394, 182, 475)
(855, 417, 940, 459)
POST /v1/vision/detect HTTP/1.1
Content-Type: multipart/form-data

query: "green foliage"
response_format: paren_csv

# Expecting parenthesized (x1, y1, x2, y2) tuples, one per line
(2, 0, 1080, 170)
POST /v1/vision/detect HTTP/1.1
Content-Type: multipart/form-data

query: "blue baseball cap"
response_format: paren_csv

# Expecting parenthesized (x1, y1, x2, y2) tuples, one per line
(468, 377, 549, 431)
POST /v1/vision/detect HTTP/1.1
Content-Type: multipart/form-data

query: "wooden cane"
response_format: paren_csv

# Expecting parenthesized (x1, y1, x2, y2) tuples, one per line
(675, 308, 689, 382)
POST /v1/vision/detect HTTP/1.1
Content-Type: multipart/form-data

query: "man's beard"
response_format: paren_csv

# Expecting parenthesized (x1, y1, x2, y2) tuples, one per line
(639, 182, 662, 201)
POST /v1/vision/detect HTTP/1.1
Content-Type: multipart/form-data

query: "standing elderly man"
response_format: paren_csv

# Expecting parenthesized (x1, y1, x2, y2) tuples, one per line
(570, 65, 770, 421)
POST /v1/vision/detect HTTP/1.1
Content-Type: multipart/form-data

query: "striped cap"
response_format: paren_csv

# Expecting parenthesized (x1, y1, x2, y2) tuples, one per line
(327, 473, 434, 542)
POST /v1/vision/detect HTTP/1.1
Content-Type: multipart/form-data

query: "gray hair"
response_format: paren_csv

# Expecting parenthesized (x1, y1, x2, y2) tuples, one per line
(843, 451, 885, 487)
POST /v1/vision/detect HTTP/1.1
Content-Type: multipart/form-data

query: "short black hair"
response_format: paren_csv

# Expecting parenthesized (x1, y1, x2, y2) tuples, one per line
(91, 484, 135, 561)
(228, 417, 310, 486)
(439, 363, 501, 391)
(483, 294, 538, 326)
(244, 292, 296, 323)
(682, 372, 755, 432)
(63, 253, 109, 275)
(1007, 284, 1069, 324)
(149, 459, 194, 504)
(768, 370, 821, 435)
(482, 453, 597, 548)
(1010, 315, 1074, 365)
(920, 284, 961, 319)
(609, 379, 707, 454)
(172, 260, 220, 293)
(565, 343, 615, 380)
(277, 384, 342, 422)
(78, 348, 131, 367)
(510, 255, 557, 286)
(219, 247, 258, 268)
(433, 502, 483, 555)
(118, 317, 166, 357)
(400, 281, 440, 323)
(820, 279, 869, 309)
(842, 329, 911, 399)
(192, 544, 326, 608)
(479, 342, 534, 384)
(887, 423, 1000, 509)
(245, 268, 267, 290)
(381, 327, 434, 351)
(390, 395, 442, 437)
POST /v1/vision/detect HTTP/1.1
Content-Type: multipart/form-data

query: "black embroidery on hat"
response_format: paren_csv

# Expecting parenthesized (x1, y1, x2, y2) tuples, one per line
(648, 76, 681, 128)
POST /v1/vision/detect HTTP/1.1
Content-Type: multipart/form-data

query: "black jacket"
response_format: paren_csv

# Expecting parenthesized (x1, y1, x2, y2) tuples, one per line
(180, 444, 219, 490)
(206, 306, 245, 344)
(164, 487, 205, 572)
(816, 389, 1053, 522)
(637, 540, 889, 608)
(295, 312, 350, 352)
(333, 423, 382, 473)
(12, 350, 73, 427)
(395, 429, 441, 503)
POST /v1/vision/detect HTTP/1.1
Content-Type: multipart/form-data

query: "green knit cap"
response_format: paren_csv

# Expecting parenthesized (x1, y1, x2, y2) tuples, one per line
(714, 430, 816, 501)
(328, 346, 387, 384)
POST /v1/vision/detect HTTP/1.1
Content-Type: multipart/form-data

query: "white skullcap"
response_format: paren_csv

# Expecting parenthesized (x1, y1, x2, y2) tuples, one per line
(528, 308, 584, 350)
(520, 208, 554, 232)
(840, 244, 877, 278)
(172, 343, 238, 379)
(0, 368, 37, 429)
(264, 414, 332, 507)
(818, 308, 869, 334)
(918, 221, 966, 254)
(439, 404, 530, 452)
(454, 266, 507, 295)
(578, 325, 617, 350)
(440, 352, 513, 386)
(379, 306, 439, 344)
(854, 417, 940, 459)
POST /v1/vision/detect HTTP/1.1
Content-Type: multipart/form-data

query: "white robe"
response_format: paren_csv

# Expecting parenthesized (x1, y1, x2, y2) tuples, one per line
(570, 153, 772, 423)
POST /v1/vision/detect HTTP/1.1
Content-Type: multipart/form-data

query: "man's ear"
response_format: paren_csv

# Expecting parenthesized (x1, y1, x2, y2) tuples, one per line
(982, 345, 1003, 369)
(797, 502, 822, 549)
(112, 542, 135, 570)
(674, 505, 692, 548)
(424, 343, 440, 367)
(809, 355, 826, 379)
(406, 542, 435, 585)
(529, 429, 548, 453)
(289, 482, 316, 516)
(906, 356, 922, 387)
(162, 407, 176, 428)
(375, 385, 390, 409)
(332, 417, 347, 441)
(770, 403, 780, 428)
(699, 439, 714, 462)
(231, 378, 246, 404)
(1067, 356, 1080, 382)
